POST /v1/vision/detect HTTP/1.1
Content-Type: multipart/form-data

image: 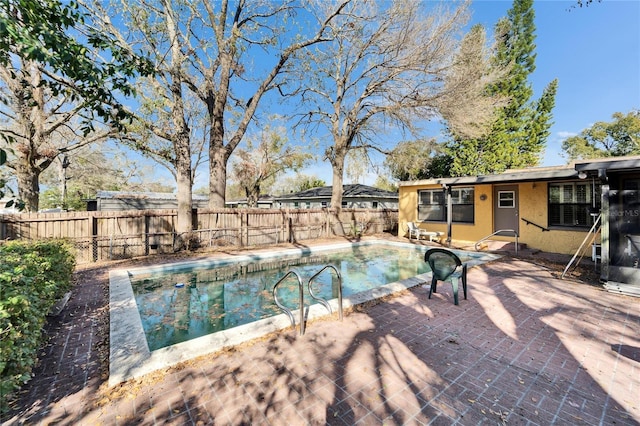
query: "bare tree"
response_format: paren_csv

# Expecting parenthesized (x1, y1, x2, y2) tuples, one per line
(270, 173, 326, 195)
(288, 0, 505, 207)
(0, 59, 114, 211)
(85, 0, 351, 243)
(85, 0, 200, 237)
(197, 0, 350, 209)
(39, 144, 172, 210)
(0, 0, 153, 212)
(230, 124, 312, 207)
(384, 138, 442, 181)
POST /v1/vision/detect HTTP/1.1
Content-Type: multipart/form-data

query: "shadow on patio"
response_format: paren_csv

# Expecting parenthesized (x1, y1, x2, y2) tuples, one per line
(3, 255, 639, 425)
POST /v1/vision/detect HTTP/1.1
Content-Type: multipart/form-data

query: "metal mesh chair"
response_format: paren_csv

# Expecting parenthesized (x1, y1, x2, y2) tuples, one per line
(424, 248, 467, 305)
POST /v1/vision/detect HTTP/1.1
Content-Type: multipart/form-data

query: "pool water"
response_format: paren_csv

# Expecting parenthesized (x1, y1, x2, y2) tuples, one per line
(131, 244, 477, 351)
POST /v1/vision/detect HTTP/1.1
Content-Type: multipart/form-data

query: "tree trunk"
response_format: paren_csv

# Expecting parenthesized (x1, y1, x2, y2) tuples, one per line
(175, 146, 193, 235)
(58, 156, 68, 210)
(330, 156, 345, 209)
(13, 62, 45, 212)
(245, 182, 260, 208)
(15, 166, 40, 212)
(163, 0, 194, 246)
(209, 145, 227, 209)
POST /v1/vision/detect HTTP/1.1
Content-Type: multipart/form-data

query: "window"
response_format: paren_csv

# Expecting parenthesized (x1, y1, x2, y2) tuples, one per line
(341, 201, 348, 209)
(498, 191, 515, 208)
(418, 187, 474, 223)
(305, 202, 310, 209)
(321, 201, 328, 208)
(549, 181, 601, 227)
(294, 202, 299, 209)
(372, 201, 379, 209)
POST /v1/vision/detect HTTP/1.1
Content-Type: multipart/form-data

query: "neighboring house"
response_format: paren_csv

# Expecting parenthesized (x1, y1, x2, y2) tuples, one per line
(273, 184, 398, 210)
(88, 185, 398, 211)
(398, 155, 640, 296)
(87, 191, 209, 211)
(225, 195, 274, 209)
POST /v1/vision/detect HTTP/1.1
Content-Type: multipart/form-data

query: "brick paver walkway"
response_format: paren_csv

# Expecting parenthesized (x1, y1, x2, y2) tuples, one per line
(2, 254, 639, 425)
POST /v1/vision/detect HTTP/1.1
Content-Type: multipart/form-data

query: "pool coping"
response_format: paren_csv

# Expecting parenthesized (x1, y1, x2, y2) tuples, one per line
(109, 240, 500, 386)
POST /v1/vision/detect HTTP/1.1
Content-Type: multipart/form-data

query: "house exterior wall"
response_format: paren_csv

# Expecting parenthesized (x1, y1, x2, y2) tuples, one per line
(517, 182, 593, 254)
(399, 181, 593, 255)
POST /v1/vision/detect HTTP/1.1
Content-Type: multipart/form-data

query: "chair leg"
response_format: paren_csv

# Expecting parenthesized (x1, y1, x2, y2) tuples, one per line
(428, 276, 437, 299)
(451, 277, 459, 305)
(462, 264, 468, 300)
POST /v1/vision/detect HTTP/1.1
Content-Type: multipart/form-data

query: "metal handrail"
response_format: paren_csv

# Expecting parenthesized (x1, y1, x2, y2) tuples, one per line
(474, 229, 519, 255)
(308, 265, 343, 321)
(272, 270, 305, 335)
(521, 217, 549, 232)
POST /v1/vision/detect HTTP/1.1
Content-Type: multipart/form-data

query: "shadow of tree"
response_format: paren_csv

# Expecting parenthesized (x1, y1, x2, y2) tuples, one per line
(3, 256, 639, 425)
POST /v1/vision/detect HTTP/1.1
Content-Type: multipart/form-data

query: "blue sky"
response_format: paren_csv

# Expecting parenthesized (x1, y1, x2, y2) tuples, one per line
(472, 0, 640, 168)
(146, 0, 640, 191)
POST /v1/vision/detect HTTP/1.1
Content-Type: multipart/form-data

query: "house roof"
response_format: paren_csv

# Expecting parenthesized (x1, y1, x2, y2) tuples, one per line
(95, 191, 208, 201)
(400, 155, 640, 187)
(399, 164, 578, 187)
(574, 155, 640, 173)
(225, 195, 274, 205)
(274, 184, 398, 201)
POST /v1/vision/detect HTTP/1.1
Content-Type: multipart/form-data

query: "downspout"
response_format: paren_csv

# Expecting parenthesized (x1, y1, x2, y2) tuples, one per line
(444, 184, 452, 247)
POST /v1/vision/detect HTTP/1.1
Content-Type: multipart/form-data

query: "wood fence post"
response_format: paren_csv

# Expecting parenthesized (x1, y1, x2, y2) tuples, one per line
(326, 210, 330, 237)
(144, 214, 150, 256)
(241, 211, 247, 247)
(91, 215, 98, 262)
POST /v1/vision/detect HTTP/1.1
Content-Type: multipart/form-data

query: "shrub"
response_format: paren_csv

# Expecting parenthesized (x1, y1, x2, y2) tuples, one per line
(0, 240, 76, 413)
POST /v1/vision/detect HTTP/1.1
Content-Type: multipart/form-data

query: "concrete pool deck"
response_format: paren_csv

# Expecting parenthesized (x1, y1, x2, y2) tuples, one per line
(2, 239, 639, 425)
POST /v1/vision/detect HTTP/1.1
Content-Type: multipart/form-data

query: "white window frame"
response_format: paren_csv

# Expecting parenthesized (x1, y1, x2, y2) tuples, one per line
(498, 191, 515, 208)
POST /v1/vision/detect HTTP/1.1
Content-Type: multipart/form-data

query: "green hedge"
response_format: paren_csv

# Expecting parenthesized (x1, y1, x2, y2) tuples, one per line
(0, 240, 76, 413)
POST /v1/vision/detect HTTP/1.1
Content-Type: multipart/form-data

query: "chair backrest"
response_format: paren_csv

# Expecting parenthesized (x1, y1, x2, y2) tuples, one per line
(407, 222, 418, 231)
(425, 248, 462, 281)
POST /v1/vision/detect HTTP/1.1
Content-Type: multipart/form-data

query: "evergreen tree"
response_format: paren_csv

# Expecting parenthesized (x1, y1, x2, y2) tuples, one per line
(447, 0, 557, 177)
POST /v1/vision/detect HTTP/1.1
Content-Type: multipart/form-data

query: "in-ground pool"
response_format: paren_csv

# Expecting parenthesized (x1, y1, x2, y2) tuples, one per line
(109, 240, 500, 385)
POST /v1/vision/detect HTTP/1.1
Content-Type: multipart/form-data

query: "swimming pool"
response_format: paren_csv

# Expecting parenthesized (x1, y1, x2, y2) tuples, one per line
(109, 240, 499, 385)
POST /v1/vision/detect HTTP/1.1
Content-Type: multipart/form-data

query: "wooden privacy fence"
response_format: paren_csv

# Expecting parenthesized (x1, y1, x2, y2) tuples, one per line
(0, 208, 398, 264)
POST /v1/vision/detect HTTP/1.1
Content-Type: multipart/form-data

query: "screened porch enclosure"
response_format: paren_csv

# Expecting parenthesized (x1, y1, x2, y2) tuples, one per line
(602, 173, 640, 295)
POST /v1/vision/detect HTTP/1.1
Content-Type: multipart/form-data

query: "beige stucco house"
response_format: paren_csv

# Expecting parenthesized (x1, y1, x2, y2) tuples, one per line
(398, 156, 640, 296)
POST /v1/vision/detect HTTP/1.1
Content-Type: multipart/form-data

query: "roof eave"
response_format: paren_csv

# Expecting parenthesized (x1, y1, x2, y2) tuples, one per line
(400, 168, 579, 187)
(575, 157, 640, 172)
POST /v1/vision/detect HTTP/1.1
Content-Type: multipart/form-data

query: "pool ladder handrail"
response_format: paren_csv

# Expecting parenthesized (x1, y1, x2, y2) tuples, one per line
(308, 265, 343, 322)
(272, 265, 343, 336)
(273, 270, 305, 336)
(474, 229, 519, 255)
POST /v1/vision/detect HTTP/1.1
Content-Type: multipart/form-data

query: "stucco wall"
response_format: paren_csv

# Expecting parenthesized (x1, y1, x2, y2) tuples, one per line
(399, 182, 594, 255)
(518, 182, 597, 255)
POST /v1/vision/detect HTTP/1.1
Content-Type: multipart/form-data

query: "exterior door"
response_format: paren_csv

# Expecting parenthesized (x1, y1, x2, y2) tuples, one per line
(494, 185, 519, 235)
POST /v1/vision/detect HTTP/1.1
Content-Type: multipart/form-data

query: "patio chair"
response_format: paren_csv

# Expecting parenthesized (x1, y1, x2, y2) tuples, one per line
(424, 248, 467, 305)
(407, 222, 442, 242)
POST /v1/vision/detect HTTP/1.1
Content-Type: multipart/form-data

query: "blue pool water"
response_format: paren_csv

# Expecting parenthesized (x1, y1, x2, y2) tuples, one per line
(130, 243, 485, 351)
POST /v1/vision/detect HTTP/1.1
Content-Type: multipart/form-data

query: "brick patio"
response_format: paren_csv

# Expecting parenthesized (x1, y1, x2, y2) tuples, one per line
(2, 244, 639, 425)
